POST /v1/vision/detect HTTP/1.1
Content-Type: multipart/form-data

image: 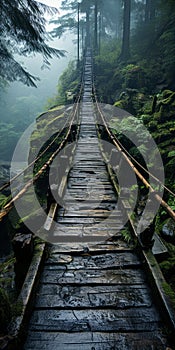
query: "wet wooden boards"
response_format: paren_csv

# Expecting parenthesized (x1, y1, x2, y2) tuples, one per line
(23, 50, 170, 349)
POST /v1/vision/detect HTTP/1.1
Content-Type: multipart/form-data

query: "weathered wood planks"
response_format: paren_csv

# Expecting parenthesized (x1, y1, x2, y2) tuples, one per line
(23, 50, 170, 350)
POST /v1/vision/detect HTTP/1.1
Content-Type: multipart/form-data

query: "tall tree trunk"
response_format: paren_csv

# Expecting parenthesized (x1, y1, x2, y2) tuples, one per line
(77, 2, 80, 65)
(145, 0, 151, 22)
(121, 0, 131, 60)
(98, 11, 102, 54)
(145, 0, 155, 22)
(94, 0, 98, 53)
(116, 0, 121, 39)
(86, 8, 90, 47)
(150, 1, 155, 21)
(81, 23, 85, 53)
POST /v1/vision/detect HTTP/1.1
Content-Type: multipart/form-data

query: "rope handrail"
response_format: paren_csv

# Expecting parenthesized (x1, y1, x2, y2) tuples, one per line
(92, 83, 175, 198)
(112, 134, 175, 199)
(0, 87, 82, 221)
(93, 84, 175, 222)
(0, 86, 83, 193)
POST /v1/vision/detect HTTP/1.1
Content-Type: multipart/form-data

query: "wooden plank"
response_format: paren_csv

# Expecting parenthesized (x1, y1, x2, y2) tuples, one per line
(45, 252, 141, 269)
(68, 186, 113, 191)
(52, 229, 123, 238)
(28, 307, 161, 332)
(49, 241, 132, 254)
(24, 331, 167, 350)
(40, 268, 146, 285)
(66, 189, 115, 195)
(56, 218, 122, 224)
(50, 236, 122, 244)
(53, 224, 123, 230)
(69, 180, 111, 185)
(35, 284, 152, 309)
(63, 195, 117, 201)
(53, 224, 123, 231)
(58, 200, 117, 207)
(58, 209, 121, 216)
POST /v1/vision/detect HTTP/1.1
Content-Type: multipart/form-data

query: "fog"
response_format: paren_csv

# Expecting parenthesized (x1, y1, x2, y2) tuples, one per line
(0, 33, 76, 161)
(1, 34, 75, 117)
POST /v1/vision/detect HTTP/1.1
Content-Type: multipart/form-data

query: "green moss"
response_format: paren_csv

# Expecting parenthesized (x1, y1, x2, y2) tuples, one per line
(160, 259, 175, 276)
(11, 299, 23, 318)
(48, 105, 64, 112)
(114, 100, 126, 109)
(162, 91, 175, 105)
(47, 113, 64, 128)
(162, 90, 174, 99)
(162, 282, 175, 309)
(30, 129, 45, 142)
(0, 288, 12, 333)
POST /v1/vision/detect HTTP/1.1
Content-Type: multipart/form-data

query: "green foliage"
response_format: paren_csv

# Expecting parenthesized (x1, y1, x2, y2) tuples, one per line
(0, 194, 8, 208)
(94, 39, 121, 103)
(158, 241, 175, 297)
(0, 287, 12, 333)
(51, 0, 123, 44)
(132, 0, 175, 91)
(0, 1, 65, 86)
(0, 123, 21, 160)
(46, 60, 81, 108)
(120, 227, 132, 243)
(110, 115, 150, 158)
(162, 282, 175, 309)
(120, 64, 146, 90)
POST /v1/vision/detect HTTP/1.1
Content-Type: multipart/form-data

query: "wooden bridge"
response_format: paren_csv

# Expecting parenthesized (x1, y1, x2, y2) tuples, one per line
(0, 49, 175, 349)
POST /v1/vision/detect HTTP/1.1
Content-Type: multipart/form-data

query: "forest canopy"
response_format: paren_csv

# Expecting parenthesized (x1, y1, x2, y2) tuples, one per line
(47, 0, 175, 106)
(0, 0, 65, 87)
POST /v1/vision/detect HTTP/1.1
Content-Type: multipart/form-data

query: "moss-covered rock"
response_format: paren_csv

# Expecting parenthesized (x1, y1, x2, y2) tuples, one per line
(121, 64, 146, 90)
(161, 218, 175, 244)
(159, 242, 175, 295)
(114, 89, 175, 186)
(28, 105, 73, 164)
(114, 89, 150, 115)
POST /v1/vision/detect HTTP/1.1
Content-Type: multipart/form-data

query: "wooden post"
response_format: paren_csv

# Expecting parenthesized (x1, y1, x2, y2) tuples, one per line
(12, 233, 34, 290)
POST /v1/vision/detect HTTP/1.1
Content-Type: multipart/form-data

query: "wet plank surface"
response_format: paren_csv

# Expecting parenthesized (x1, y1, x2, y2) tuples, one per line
(28, 307, 161, 332)
(40, 267, 147, 285)
(35, 284, 152, 309)
(23, 50, 169, 349)
(24, 331, 167, 350)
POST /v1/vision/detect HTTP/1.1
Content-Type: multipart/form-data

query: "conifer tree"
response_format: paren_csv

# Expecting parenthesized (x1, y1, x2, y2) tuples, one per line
(0, 0, 65, 86)
(120, 0, 131, 60)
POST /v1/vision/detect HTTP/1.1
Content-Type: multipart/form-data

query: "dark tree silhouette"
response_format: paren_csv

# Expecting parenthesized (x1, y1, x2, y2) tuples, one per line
(145, 0, 155, 23)
(121, 0, 131, 60)
(51, 0, 122, 54)
(0, 0, 65, 87)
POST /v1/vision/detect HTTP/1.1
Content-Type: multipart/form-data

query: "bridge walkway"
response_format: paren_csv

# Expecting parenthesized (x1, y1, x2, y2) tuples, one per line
(23, 51, 170, 350)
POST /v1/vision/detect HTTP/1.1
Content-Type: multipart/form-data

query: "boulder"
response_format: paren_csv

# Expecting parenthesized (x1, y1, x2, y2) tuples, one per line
(161, 218, 175, 244)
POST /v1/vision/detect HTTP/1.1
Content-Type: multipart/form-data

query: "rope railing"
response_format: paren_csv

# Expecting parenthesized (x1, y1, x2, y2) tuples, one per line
(93, 84, 175, 222)
(112, 131, 175, 199)
(0, 87, 83, 193)
(0, 86, 83, 221)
